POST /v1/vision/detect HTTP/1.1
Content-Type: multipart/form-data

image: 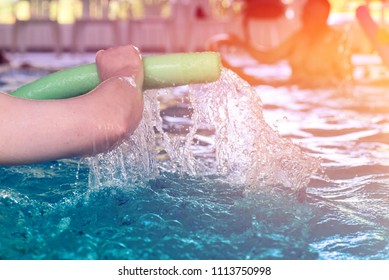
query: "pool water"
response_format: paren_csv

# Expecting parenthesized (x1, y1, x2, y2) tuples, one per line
(1, 62, 389, 260)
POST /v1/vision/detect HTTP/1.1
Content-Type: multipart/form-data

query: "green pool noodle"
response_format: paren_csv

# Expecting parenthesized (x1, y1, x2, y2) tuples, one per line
(11, 52, 221, 100)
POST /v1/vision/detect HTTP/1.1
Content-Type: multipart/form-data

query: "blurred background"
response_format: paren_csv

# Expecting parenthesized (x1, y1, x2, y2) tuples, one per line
(0, 0, 387, 55)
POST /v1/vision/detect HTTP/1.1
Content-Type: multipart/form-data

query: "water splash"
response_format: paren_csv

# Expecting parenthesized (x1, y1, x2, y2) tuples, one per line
(87, 69, 320, 193)
(88, 91, 160, 187)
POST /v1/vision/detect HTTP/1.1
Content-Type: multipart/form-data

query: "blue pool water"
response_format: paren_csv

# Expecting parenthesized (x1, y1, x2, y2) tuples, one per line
(1, 62, 389, 260)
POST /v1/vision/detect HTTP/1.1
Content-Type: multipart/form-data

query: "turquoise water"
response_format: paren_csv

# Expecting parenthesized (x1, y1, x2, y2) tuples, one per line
(1, 65, 389, 260)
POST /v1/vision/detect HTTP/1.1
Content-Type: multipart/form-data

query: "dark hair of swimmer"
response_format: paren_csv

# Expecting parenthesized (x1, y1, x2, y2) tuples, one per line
(301, 0, 331, 34)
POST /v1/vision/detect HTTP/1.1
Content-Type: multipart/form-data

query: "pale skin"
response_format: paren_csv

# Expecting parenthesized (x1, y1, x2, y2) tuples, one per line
(0, 45, 144, 165)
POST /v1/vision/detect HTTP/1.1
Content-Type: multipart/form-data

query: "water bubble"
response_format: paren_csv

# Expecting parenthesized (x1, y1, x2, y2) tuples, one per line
(136, 213, 167, 231)
(165, 219, 183, 232)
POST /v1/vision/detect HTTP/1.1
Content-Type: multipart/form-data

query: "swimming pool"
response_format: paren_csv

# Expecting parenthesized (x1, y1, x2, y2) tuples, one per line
(1, 60, 389, 260)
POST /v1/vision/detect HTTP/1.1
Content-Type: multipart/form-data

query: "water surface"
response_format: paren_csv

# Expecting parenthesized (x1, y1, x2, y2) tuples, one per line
(1, 63, 389, 259)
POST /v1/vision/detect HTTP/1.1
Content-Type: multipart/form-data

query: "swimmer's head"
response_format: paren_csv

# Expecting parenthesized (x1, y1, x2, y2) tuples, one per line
(301, 0, 331, 33)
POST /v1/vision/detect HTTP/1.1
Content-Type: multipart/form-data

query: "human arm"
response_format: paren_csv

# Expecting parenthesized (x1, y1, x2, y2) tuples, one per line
(0, 45, 144, 166)
(206, 32, 297, 65)
(245, 32, 298, 64)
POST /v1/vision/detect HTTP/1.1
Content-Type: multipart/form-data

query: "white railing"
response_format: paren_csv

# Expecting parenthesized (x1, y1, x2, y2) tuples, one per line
(0, 0, 296, 52)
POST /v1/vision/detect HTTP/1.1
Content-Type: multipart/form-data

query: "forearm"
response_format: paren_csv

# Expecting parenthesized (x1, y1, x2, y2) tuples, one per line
(0, 77, 143, 165)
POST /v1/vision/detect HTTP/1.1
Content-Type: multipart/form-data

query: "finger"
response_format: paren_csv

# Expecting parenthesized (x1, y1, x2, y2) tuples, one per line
(96, 45, 144, 89)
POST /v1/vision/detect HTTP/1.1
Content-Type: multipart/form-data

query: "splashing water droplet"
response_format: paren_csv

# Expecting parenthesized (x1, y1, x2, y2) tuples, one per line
(87, 69, 320, 193)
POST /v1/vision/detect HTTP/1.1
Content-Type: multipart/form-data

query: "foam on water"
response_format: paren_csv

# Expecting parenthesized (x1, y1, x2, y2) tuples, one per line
(87, 69, 320, 194)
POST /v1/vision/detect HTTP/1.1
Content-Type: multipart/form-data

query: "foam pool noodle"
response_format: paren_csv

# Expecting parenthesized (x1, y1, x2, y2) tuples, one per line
(11, 52, 221, 100)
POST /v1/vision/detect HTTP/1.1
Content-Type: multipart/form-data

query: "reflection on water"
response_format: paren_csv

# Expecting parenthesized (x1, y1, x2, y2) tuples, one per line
(1, 62, 389, 259)
(258, 75, 389, 259)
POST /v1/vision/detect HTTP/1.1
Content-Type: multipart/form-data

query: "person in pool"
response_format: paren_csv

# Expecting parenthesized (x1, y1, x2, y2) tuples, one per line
(207, 0, 351, 86)
(0, 45, 144, 166)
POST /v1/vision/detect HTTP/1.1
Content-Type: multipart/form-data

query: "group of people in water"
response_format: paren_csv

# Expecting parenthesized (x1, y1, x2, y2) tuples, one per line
(208, 0, 350, 86)
(0, 0, 371, 165)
